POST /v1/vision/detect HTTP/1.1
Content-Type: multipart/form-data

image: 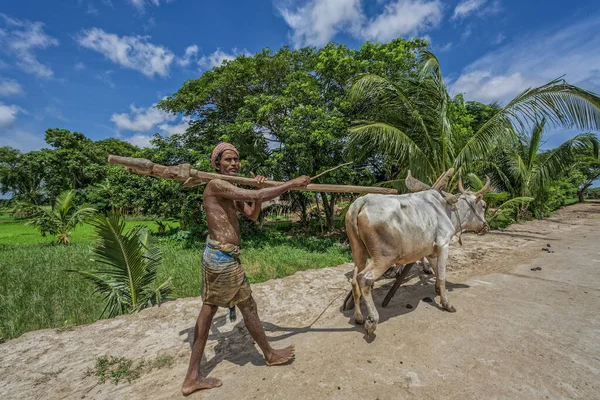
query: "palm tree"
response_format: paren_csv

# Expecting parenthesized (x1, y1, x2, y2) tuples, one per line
(25, 189, 96, 245)
(489, 119, 598, 197)
(348, 51, 600, 186)
(68, 212, 172, 318)
(482, 119, 598, 217)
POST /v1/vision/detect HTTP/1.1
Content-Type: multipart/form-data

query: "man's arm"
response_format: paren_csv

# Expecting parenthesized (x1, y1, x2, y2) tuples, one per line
(236, 201, 261, 221)
(208, 176, 311, 204)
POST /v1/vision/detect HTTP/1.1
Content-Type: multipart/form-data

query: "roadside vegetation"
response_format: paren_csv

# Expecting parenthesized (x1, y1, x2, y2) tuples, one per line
(1, 38, 599, 341)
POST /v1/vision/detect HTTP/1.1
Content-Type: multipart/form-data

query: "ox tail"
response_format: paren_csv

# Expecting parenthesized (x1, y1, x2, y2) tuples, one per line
(345, 197, 368, 298)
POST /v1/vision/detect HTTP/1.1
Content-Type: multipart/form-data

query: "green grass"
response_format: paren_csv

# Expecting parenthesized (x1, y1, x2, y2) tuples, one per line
(0, 214, 350, 341)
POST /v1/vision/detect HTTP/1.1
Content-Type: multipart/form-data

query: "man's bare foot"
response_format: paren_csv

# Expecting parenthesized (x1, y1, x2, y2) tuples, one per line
(181, 376, 222, 396)
(265, 345, 295, 366)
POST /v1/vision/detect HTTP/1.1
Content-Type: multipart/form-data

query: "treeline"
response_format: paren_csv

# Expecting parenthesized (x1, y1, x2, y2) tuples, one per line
(2, 39, 600, 230)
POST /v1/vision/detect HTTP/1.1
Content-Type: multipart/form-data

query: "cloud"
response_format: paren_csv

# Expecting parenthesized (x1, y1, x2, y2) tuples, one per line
(0, 14, 59, 78)
(0, 78, 24, 96)
(198, 48, 249, 69)
(278, 0, 442, 47)
(452, 0, 485, 20)
(158, 116, 190, 135)
(279, 0, 363, 47)
(177, 45, 198, 67)
(450, 16, 600, 104)
(75, 28, 175, 78)
(492, 32, 505, 45)
(437, 42, 453, 52)
(74, 62, 86, 71)
(0, 129, 46, 151)
(451, 0, 500, 21)
(362, 0, 442, 42)
(125, 133, 154, 148)
(0, 102, 20, 129)
(96, 70, 116, 88)
(111, 102, 175, 132)
(128, 0, 175, 13)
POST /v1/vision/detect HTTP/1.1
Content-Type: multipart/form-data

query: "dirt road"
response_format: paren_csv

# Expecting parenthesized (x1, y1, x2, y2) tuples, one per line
(1, 202, 599, 399)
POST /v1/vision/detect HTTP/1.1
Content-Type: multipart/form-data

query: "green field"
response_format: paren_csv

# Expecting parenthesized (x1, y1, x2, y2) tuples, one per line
(0, 214, 351, 341)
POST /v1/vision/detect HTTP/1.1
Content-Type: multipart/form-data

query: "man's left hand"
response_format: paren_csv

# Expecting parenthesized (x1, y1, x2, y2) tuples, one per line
(250, 172, 267, 185)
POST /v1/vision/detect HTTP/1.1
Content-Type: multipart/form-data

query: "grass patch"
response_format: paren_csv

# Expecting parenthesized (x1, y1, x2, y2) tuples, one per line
(0, 214, 351, 340)
(86, 354, 176, 385)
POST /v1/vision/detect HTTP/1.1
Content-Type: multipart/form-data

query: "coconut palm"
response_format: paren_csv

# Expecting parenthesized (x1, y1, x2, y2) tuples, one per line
(488, 119, 599, 198)
(69, 211, 172, 318)
(25, 189, 96, 245)
(348, 51, 600, 186)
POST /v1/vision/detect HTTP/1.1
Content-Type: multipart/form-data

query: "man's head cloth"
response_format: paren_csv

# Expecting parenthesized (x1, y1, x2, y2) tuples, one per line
(211, 142, 239, 171)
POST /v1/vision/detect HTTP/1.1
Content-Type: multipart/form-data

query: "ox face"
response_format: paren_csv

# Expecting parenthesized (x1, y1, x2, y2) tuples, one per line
(455, 193, 488, 234)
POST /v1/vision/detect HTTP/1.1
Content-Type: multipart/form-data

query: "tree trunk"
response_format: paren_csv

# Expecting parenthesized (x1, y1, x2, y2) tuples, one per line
(578, 190, 585, 203)
(320, 192, 337, 232)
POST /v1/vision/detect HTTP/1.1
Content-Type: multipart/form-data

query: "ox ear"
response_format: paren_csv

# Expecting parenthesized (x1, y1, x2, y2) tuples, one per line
(443, 193, 458, 204)
(476, 194, 483, 203)
(405, 170, 431, 192)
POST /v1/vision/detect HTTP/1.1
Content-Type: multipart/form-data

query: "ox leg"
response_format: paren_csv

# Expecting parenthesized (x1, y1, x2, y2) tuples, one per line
(435, 246, 456, 313)
(357, 258, 393, 337)
(428, 257, 441, 295)
(347, 251, 368, 324)
(382, 262, 415, 308)
(422, 257, 433, 274)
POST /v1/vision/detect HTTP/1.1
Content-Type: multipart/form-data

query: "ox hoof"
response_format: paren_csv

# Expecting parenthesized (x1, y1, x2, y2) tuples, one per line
(354, 315, 365, 325)
(365, 318, 377, 338)
(443, 304, 457, 313)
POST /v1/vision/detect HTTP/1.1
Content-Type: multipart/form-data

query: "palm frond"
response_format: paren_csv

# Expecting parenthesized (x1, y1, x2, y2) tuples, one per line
(456, 77, 600, 168)
(530, 132, 599, 192)
(349, 122, 436, 181)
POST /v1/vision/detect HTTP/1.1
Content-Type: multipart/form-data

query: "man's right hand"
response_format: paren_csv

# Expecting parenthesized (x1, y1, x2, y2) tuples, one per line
(290, 175, 311, 187)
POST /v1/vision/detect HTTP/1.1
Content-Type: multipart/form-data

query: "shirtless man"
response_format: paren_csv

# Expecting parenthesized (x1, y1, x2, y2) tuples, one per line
(182, 142, 311, 395)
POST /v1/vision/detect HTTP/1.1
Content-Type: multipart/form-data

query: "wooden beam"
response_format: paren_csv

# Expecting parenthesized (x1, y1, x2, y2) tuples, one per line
(108, 155, 398, 195)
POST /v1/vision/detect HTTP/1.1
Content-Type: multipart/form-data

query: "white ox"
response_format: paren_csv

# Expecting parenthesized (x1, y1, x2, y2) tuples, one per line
(344, 169, 490, 337)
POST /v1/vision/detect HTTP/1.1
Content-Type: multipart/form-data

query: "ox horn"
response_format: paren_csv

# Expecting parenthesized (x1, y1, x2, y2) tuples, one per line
(476, 176, 491, 196)
(432, 168, 455, 190)
(405, 170, 431, 193)
(458, 175, 466, 194)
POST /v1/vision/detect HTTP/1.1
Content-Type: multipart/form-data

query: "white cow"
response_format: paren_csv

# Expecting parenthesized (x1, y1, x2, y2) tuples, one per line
(344, 169, 490, 337)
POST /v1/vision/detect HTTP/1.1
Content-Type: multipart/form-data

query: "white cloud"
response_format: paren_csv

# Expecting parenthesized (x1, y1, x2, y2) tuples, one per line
(492, 32, 505, 45)
(198, 48, 249, 69)
(158, 116, 190, 135)
(278, 0, 442, 47)
(74, 62, 86, 71)
(0, 129, 46, 151)
(0, 78, 24, 96)
(96, 70, 116, 88)
(87, 3, 99, 15)
(125, 133, 154, 148)
(177, 45, 198, 67)
(111, 102, 175, 132)
(0, 14, 59, 78)
(452, 0, 500, 21)
(438, 42, 453, 52)
(0, 102, 20, 129)
(451, 71, 529, 103)
(452, 0, 485, 20)
(450, 16, 600, 104)
(76, 28, 175, 78)
(279, 0, 363, 47)
(362, 0, 442, 42)
(128, 0, 175, 13)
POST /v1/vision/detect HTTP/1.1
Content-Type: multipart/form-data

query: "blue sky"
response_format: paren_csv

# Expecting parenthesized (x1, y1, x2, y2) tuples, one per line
(1, 0, 599, 152)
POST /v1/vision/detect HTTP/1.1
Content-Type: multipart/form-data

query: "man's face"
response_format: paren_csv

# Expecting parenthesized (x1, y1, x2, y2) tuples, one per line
(217, 150, 240, 176)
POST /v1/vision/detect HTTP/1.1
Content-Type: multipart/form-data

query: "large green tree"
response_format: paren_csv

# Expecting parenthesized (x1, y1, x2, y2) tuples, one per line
(158, 39, 429, 230)
(0, 147, 47, 204)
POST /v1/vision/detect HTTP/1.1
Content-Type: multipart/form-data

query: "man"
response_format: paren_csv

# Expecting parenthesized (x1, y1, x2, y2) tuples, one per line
(182, 142, 311, 395)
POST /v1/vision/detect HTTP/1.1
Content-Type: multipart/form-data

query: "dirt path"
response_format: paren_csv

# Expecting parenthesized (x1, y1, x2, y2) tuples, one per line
(2, 202, 600, 399)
